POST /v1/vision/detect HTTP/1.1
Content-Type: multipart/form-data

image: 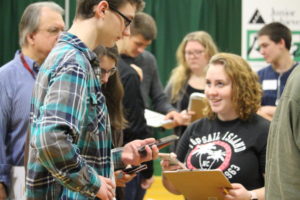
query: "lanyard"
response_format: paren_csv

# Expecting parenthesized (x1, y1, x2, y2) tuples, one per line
(20, 53, 36, 79)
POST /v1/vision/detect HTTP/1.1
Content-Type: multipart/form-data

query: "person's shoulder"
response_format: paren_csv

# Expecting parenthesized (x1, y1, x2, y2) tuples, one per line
(189, 117, 211, 129)
(117, 57, 139, 78)
(52, 41, 81, 58)
(118, 57, 133, 71)
(47, 42, 89, 71)
(249, 114, 270, 131)
(183, 118, 212, 137)
(141, 50, 155, 59)
(282, 63, 300, 84)
(138, 50, 156, 65)
(257, 65, 273, 75)
(283, 65, 300, 93)
(0, 58, 19, 78)
(0, 60, 15, 72)
(53, 33, 90, 63)
(293, 62, 300, 70)
(289, 62, 300, 76)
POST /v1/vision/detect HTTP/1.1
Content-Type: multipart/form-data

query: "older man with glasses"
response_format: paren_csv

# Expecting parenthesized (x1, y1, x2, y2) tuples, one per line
(0, 2, 65, 199)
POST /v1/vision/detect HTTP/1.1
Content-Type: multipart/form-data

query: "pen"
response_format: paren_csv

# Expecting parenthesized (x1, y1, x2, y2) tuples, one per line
(223, 188, 229, 195)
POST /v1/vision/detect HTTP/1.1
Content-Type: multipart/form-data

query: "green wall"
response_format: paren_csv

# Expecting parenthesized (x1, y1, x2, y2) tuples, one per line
(144, 0, 241, 85)
(0, 0, 241, 85)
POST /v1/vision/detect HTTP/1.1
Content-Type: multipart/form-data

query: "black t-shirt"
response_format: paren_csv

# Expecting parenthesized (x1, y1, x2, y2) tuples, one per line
(176, 114, 269, 190)
(172, 84, 204, 142)
(180, 84, 204, 111)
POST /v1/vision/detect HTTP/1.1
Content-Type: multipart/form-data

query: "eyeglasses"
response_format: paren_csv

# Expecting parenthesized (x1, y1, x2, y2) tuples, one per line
(110, 6, 132, 27)
(185, 50, 205, 57)
(38, 26, 65, 35)
(101, 67, 117, 77)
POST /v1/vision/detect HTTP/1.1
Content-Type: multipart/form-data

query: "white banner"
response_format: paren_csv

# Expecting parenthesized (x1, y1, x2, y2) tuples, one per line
(242, 0, 300, 71)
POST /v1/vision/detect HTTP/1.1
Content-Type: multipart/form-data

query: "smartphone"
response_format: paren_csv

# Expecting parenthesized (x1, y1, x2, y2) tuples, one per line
(123, 164, 148, 174)
(138, 135, 179, 156)
(158, 153, 187, 169)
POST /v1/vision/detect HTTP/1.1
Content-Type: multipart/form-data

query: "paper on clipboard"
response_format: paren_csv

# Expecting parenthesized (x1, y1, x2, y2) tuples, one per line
(163, 169, 232, 200)
(144, 109, 173, 128)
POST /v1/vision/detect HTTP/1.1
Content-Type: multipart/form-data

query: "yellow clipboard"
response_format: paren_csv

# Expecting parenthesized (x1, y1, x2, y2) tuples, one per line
(188, 92, 207, 122)
(163, 169, 232, 200)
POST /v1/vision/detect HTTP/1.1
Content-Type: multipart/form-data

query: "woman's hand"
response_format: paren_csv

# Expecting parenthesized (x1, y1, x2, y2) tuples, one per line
(179, 110, 195, 126)
(223, 183, 252, 200)
(160, 153, 184, 171)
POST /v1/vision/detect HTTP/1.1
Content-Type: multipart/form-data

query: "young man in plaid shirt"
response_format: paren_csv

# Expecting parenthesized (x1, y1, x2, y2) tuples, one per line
(25, 0, 158, 199)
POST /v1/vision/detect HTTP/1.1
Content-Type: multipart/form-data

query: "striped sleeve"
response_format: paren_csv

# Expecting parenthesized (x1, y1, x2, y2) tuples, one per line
(31, 59, 101, 197)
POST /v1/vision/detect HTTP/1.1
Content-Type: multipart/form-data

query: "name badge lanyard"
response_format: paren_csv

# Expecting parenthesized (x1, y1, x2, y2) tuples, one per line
(20, 53, 36, 79)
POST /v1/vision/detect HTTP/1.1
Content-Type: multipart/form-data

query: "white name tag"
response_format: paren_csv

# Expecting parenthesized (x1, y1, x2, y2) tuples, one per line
(262, 80, 277, 90)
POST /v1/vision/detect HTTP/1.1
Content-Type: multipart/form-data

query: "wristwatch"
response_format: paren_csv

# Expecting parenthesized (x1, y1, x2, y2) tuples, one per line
(249, 191, 258, 200)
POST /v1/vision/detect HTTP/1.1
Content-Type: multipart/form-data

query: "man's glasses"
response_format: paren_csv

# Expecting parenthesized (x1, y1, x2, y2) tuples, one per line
(38, 26, 65, 36)
(110, 6, 132, 27)
(101, 67, 117, 77)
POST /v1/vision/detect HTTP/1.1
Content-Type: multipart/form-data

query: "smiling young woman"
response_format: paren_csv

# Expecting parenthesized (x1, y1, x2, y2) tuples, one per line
(162, 53, 269, 200)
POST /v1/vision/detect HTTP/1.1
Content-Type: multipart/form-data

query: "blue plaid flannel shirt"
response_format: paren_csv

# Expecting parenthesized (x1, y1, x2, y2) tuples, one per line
(26, 32, 124, 200)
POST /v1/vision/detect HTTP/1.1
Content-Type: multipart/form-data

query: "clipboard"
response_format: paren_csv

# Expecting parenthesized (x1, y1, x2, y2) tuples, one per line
(163, 169, 232, 200)
(188, 92, 207, 122)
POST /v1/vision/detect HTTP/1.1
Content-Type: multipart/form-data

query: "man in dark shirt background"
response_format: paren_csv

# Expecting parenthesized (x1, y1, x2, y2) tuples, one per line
(117, 12, 183, 200)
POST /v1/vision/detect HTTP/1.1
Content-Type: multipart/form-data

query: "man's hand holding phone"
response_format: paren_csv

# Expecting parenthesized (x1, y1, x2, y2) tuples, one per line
(122, 138, 159, 166)
(121, 135, 178, 166)
(138, 135, 179, 157)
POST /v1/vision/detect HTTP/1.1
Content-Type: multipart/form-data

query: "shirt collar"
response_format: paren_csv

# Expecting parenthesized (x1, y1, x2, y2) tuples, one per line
(58, 32, 97, 63)
(16, 50, 40, 74)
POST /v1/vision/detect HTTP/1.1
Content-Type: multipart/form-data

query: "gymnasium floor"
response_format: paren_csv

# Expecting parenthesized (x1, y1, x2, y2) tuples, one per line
(144, 176, 184, 200)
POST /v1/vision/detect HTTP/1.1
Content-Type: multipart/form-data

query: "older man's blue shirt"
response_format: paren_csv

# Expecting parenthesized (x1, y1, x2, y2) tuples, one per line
(0, 51, 38, 187)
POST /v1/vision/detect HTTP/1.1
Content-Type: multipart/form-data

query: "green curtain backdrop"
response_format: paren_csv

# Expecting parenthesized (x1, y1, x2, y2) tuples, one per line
(0, 0, 241, 84)
(144, 0, 241, 85)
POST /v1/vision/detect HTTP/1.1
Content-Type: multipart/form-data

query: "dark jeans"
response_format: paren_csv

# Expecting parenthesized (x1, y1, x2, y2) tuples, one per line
(124, 174, 146, 200)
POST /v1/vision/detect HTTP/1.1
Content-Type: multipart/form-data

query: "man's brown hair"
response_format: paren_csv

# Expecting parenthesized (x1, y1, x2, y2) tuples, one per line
(75, 0, 145, 19)
(258, 22, 292, 50)
(130, 12, 157, 41)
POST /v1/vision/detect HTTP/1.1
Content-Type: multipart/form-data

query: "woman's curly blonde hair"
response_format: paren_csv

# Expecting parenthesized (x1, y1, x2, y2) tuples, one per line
(204, 53, 262, 120)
